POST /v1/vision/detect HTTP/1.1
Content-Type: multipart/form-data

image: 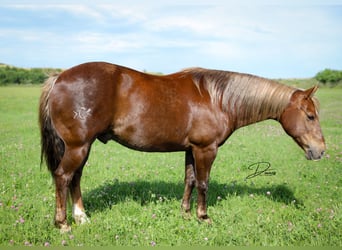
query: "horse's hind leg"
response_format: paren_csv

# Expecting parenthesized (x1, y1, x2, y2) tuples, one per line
(54, 144, 90, 232)
(70, 165, 89, 225)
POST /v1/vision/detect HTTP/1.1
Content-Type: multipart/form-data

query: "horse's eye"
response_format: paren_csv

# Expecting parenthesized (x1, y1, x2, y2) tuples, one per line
(307, 114, 315, 121)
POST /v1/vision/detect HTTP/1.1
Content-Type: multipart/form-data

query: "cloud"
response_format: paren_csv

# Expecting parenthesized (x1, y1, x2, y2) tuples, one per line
(0, 1, 341, 77)
(72, 32, 147, 53)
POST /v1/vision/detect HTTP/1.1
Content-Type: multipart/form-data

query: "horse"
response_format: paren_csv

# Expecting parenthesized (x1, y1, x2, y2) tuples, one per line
(39, 62, 325, 232)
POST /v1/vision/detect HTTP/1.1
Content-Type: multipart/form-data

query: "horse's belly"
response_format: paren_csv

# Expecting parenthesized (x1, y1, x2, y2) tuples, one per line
(111, 117, 189, 152)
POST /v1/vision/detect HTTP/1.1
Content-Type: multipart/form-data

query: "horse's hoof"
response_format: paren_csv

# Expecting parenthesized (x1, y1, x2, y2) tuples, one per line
(59, 224, 72, 233)
(202, 217, 212, 224)
(74, 214, 90, 225)
(198, 215, 212, 224)
(181, 210, 192, 220)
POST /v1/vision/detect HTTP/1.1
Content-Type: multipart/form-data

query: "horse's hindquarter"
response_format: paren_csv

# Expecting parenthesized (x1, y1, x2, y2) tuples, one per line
(49, 63, 119, 145)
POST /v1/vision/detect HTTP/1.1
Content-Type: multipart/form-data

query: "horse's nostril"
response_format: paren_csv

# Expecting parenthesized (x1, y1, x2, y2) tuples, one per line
(308, 150, 314, 160)
(321, 151, 325, 156)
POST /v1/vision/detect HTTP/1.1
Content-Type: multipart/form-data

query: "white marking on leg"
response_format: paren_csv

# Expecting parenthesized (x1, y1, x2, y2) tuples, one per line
(72, 204, 89, 225)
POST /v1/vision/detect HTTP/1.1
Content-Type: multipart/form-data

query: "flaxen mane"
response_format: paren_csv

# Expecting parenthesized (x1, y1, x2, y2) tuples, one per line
(184, 68, 297, 126)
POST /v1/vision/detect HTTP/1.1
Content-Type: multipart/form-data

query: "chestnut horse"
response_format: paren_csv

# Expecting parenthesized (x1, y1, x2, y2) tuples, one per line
(39, 62, 325, 232)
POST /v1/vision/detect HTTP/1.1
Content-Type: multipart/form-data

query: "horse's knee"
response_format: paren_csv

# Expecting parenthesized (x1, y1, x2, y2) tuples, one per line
(196, 180, 208, 195)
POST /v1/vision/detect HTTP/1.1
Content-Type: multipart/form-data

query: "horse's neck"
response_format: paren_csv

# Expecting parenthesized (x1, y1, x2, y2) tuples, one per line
(220, 76, 295, 129)
(187, 69, 295, 130)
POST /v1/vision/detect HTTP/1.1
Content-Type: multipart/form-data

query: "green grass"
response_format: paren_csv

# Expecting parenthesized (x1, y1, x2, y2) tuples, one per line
(0, 85, 341, 246)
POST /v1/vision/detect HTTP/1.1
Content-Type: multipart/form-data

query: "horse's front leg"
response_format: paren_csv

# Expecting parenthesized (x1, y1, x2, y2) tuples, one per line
(181, 150, 196, 217)
(192, 144, 217, 223)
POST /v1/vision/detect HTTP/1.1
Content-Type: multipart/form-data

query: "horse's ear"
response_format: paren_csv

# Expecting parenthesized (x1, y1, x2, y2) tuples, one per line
(304, 85, 319, 98)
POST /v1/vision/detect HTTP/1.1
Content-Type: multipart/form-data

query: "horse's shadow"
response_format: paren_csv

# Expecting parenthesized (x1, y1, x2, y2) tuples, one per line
(83, 179, 303, 214)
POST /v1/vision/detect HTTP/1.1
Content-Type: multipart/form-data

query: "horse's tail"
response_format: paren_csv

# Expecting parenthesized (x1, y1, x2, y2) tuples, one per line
(39, 75, 65, 175)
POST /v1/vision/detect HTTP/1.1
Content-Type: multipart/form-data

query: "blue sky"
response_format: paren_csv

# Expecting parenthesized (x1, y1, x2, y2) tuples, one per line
(1, 0, 341, 78)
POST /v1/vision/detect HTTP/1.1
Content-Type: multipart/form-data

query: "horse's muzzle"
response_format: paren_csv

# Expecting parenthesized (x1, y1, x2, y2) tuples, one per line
(306, 148, 325, 161)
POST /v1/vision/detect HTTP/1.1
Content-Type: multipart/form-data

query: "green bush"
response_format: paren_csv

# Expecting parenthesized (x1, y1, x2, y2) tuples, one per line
(315, 69, 342, 86)
(0, 65, 62, 85)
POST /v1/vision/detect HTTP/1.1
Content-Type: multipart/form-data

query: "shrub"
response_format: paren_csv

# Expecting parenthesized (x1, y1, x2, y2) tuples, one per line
(0, 65, 62, 85)
(315, 69, 342, 86)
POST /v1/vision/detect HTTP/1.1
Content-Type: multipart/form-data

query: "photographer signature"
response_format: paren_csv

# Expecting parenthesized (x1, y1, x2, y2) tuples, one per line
(245, 162, 276, 180)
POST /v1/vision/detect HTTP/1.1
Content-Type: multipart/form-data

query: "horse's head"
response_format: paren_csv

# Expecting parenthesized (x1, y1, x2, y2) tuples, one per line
(280, 86, 326, 160)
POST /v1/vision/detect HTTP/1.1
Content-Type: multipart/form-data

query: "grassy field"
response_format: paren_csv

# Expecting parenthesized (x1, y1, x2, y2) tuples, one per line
(0, 85, 341, 246)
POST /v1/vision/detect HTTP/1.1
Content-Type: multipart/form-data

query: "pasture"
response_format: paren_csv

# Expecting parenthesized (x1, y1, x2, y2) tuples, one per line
(0, 85, 341, 246)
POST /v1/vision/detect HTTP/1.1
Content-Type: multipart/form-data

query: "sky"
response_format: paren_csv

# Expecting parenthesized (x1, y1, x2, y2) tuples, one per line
(0, 0, 341, 78)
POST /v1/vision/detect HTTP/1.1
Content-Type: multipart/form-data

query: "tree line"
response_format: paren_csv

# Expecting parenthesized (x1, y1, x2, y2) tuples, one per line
(0, 64, 341, 86)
